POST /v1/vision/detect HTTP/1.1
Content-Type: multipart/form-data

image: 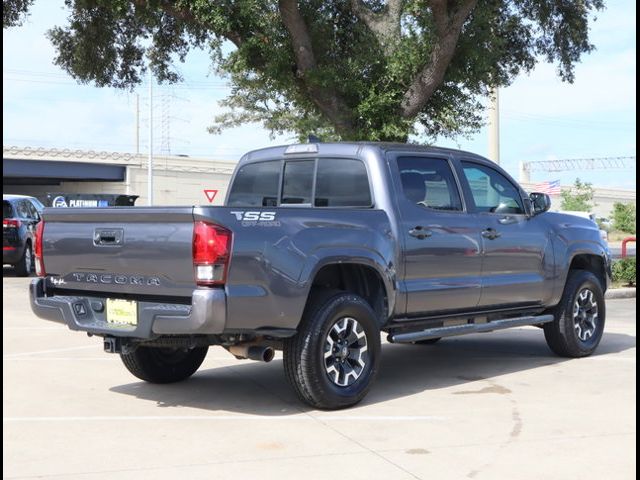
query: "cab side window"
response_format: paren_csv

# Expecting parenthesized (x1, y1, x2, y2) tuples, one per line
(398, 157, 463, 211)
(461, 162, 525, 215)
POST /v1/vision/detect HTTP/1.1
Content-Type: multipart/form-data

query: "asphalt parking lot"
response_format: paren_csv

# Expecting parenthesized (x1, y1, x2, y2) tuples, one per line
(3, 274, 636, 479)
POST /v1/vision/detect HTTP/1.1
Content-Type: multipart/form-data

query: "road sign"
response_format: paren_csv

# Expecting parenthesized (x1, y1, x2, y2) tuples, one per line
(204, 189, 218, 203)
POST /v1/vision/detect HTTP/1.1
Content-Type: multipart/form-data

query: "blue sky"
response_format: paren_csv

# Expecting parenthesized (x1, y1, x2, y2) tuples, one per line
(2, 1, 636, 189)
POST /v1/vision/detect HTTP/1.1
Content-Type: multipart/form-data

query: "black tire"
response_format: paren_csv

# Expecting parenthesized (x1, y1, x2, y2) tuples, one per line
(14, 242, 33, 277)
(543, 270, 605, 358)
(413, 337, 442, 345)
(120, 346, 208, 383)
(284, 290, 381, 410)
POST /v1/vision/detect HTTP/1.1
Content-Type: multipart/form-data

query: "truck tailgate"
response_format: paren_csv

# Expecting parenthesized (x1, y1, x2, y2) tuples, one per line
(42, 207, 196, 298)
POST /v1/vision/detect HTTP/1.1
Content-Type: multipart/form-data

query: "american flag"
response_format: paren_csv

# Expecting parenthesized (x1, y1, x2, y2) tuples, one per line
(534, 180, 562, 195)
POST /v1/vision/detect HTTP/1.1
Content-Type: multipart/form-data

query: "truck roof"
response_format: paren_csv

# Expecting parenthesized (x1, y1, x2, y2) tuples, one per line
(241, 142, 489, 164)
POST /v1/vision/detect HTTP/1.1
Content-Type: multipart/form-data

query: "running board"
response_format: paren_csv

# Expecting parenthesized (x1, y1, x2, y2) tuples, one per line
(387, 314, 555, 344)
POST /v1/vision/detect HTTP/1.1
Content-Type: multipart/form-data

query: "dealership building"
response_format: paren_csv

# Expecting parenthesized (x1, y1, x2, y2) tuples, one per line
(3, 145, 236, 207)
(2, 145, 636, 216)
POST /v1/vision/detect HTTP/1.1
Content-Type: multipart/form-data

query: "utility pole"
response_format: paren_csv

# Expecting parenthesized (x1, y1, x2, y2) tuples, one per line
(148, 70, 154, 206)
(488, 87, 500, 165)
(135, 93, 140, 155)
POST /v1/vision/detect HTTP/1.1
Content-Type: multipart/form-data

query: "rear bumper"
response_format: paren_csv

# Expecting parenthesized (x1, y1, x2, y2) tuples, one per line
(29, 278, 226, 339)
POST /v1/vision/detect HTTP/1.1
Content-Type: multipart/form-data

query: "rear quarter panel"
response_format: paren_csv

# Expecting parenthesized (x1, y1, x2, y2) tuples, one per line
(194, 206, 395, 331)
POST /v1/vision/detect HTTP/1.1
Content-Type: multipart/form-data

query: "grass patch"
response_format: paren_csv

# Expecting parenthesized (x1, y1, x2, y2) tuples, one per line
(608, 230, 636, 243)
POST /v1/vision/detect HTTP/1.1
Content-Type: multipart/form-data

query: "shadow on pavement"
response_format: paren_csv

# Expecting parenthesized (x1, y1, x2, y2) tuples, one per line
(3, 267, 19, 277)
(110, 329, 635, 414)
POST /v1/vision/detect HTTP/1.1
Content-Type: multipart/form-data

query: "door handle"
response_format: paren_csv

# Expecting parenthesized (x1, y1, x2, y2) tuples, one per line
(482, 228, 501, 240)
(409, 226, 432, 239)
(93, 228, 124, 246)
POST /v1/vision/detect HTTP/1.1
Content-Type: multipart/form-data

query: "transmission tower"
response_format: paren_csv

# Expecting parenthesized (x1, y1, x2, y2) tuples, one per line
(519, 156, 636, 182)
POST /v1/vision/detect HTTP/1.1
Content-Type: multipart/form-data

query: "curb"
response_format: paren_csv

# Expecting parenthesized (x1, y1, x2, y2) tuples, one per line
(605, 288, 636, 299)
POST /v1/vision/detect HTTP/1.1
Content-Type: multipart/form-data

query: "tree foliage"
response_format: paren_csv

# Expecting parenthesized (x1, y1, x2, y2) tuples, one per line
(560, 178, 595, 212)
(612, 202, 636, 234)
(3, 0, 34, 28)
(3, 0, 605, 141)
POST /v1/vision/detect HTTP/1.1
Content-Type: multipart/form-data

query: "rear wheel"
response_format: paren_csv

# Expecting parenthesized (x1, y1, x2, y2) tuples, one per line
(284, 291, 381, 409)
(544, 270, 605, 358)
(14, 242, 33, 277)
(120, 346, 208, 383)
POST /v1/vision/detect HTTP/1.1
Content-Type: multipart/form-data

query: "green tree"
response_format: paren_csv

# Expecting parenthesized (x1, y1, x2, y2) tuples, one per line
(612, 202, 636, 234)
(2, 0, 33, 28)
(560, 178, 595, 212)
(3, 0, 604, 141)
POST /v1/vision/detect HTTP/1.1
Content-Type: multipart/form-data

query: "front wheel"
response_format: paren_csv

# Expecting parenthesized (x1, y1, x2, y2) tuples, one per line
(284, 291, 381, 409)
(544, 270, 605, 358)
(120, 346, 208, 383)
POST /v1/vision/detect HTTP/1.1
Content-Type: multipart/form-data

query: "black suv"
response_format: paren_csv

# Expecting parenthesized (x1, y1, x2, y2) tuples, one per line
(3, 195, 44, 276)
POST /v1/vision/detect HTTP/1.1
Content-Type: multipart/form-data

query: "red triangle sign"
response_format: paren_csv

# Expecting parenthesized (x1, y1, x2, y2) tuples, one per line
(204, 189, 218, 203)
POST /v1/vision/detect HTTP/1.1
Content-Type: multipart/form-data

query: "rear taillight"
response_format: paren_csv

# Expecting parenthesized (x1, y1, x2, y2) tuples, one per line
(193, 221, 232, 286)
(35, 220, 45, 277)
(3, 219, 21, 228)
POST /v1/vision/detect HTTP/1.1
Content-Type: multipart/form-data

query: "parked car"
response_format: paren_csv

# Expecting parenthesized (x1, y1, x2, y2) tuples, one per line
(30, 143, 611, 409)
(3, 194, 44, 276)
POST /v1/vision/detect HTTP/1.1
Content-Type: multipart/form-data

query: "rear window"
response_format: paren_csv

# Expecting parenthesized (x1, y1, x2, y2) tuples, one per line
(315, 159, 371, 207)
(282, 161, 314, 205)
(227, 157, 372, 208)
(3, 201, 13, 219)
(227, 161, 281, 207)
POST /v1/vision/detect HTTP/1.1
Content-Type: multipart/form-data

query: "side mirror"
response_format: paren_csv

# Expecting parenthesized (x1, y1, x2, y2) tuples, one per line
(529, 192, 551, 216)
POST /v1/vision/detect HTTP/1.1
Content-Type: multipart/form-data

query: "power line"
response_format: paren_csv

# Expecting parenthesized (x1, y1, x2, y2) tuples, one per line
(3, 69, 230, 89)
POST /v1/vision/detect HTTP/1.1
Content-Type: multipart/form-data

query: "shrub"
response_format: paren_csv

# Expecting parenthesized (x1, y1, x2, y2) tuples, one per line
(560, 178, 594, 211)
(612, 202, 636, 234)
(612, 257, 636, 286)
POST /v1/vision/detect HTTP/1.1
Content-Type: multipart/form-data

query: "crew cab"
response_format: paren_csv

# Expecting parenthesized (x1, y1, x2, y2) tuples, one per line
(30, 143, 611, 409)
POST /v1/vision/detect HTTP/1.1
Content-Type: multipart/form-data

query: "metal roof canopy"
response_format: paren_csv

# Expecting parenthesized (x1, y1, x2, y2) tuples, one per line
(3, 158, 126, 184)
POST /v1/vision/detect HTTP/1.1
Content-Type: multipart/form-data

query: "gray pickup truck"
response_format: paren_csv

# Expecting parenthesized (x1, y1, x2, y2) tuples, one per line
(30, 143, 611, 409)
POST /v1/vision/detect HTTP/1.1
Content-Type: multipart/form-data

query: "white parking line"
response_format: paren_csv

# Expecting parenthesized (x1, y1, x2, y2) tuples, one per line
(3, 345, 95, 358)
(3, 415, 446, 423)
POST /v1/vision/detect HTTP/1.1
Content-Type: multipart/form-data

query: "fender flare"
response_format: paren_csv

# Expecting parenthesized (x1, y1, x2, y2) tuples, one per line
(298, 247, 397, 318)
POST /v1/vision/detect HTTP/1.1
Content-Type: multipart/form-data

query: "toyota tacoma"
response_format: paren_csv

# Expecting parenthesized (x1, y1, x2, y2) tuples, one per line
(30, 143, 611, 409)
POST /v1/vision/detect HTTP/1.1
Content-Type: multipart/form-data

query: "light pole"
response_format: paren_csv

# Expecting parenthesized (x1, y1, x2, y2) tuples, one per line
(488, 87, 500, 165)
(148, 69, 154, 206)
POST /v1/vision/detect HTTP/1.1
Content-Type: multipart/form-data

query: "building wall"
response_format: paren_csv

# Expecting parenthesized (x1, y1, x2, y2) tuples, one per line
(126, 165, 232, 206)
(3, 148, 237, 207)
